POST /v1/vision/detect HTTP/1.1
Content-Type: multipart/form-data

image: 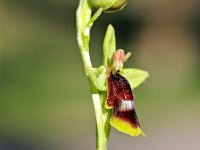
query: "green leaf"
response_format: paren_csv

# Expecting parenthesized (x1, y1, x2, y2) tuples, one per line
(120, 68, 149, 89)
(103, 24, 116, 66)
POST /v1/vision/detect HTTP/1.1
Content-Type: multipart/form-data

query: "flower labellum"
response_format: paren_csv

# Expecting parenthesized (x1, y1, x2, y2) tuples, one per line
(106, 49, 145, 136)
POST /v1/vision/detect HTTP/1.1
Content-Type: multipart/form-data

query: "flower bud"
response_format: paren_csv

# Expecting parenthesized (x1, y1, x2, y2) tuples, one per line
(105, 0, 128, 13)
(89, 0, 128, 13)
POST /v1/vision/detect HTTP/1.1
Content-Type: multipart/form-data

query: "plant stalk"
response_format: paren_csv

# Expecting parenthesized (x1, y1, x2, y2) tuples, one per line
(76, 1, 111, 149)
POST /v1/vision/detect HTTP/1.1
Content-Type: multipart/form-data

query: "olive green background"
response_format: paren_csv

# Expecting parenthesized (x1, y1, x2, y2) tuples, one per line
(1, 0, 200, 150)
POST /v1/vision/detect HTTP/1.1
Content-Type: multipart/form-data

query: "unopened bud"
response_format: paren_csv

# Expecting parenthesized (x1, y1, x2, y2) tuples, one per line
(89, 0, 128, 13)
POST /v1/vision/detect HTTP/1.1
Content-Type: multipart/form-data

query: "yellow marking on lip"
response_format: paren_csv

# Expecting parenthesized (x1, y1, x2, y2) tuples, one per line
(110, 115, 145, 137)
(105, 102, 113, 109)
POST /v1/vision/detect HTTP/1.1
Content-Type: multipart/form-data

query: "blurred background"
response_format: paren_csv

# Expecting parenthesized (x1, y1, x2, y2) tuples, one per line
(1, 0, 200, 149)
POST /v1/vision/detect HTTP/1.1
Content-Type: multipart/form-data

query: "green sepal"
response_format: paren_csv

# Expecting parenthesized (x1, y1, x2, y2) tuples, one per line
(103, 24, 116, 66)
(120, 68, 149, 89)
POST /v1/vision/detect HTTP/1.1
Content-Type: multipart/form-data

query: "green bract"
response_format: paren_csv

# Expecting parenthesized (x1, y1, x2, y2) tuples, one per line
(89, 0, 128, 13)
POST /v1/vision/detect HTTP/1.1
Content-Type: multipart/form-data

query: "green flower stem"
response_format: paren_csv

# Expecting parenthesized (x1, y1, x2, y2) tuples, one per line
(76, 0, 111, 150)
(92, 93, 111, 150)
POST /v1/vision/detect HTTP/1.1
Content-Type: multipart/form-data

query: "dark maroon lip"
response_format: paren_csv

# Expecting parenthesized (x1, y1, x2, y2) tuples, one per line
(106, 70, 141, 128)
(107, 71, 133, 105)
(113, 106, 140, 128)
